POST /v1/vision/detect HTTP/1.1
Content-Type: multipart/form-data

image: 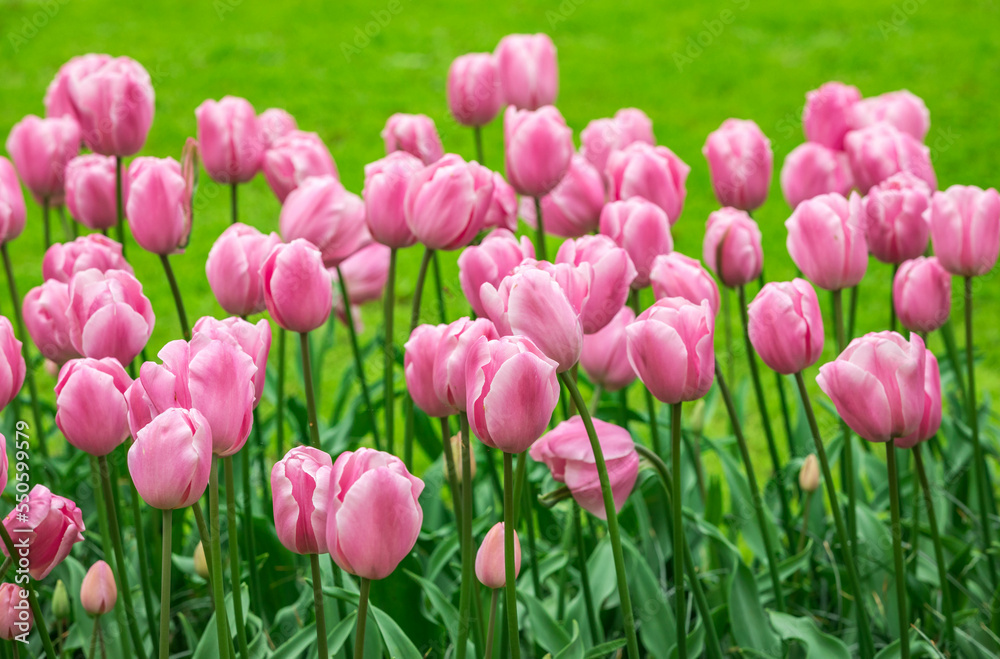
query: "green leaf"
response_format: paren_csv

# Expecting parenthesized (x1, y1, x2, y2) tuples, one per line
(728, 561, 782, 657)
(622, 538, 674, 657)
(767, 611, 850, 659)
(584, 638, 628, 658)
(405, 570, 460, 645)
(554, 621, 584, 659)
(372, 603, 423, 659)
(519, 588, 571, 654)
(194, 584, 251, 659)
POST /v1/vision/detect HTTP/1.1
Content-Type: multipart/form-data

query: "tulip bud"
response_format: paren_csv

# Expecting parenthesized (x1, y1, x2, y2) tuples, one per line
(599, 197, 674, 289)
(555, 234, 636, 333)
(606, 143, 690, 223)
(494, 33, 558, 110)
(5, 114, 80, 206)
(263, 130, 338, 202)
(748, 279, 825, 375)
(196, 96, 263, 184)
(844, 122, 936, 194)
(893, 257, 951, 333)
(22, 279, 79, 365)
(847, 90, 930, 142)
(0, 318, 25, 410)
(702, 119, 773, 211)
(521, 155, 605, 239)
(780, 142, 854, 209)
(928, 185, 1000, 277)
(476, 522, 521, 589)
(0, 583, 31, 640)
(504, 105, 574, 197)
(580, 307, 636, 393)
(52, 580, 71, 620)
(128, 408, 214, 509)
(649, 253, 720, 316)
(444, 434, 477, 484)
(55, 358, 132, 456)
(42, 234, 132, 283)
(404, 154, 493, 251)
(279, 176, 369, 268)
(44, 53, 112, 121)
(0, 157, 26, 245)
(798, 455, 820, 493)
(363, 151, 423, 249)
(67, 268, 155, 365)
(68, 56, 154, 157)
(382, 114, 443, 165)
(703, 208, 764, 288)
(457, 229, 534, 318)
(272, 446, 333, 555)
(858, 171, 932, 264)
(80, 560, 117, 616)
(1, 485, 85, 579)
(404, 324, 453, 419)
(65, 155, 118, 231)
(262, 239, 333, 333)
(126, 156, 191, 255)
(580, 108, 655, 175)
(785, 193, 868, 291)
(447, 53, 503, 127)
(802, 81, 861, 150)
(194, 542, 210, 579)
(206, 223, 282, 317)
(896, 351, 942, 449)
(258, 108, 297, 149)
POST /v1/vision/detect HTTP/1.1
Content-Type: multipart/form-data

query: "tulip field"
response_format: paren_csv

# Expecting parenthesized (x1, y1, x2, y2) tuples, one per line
(3, 2, 1000, 659)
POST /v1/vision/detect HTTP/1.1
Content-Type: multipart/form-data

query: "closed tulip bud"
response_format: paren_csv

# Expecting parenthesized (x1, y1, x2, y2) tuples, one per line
(5, 115, 80, 206)
(0, 584, 31, 641)
(44, 53, 112, 121)
(580, 108, 655, 175)
(55, 358, 132, 456)
(205, 223, 281, 316)
(196, 96, 263, 184)
(802, 81, 861, 150)
(798, 454, 820, 492)
(193, 542, 209, 579)
(466, 335, 560, 453)
(447, 53, 503, 127)
(703, 207, 764, 288)
(363, 151, 423, 249)
(847, 90, 930, 142)
(64, 155, 117, 230)
(599, 197, 674, 289)
(504, 105, 574, 197)
(279, 176, 369, 268)
(482, 171, 518, 232)
(404, 154, 493, 250)
(495, 33, 558, 110)
(126, 157, 191, 255)
(0, 318, 25, 410)
(258, 108, 297, 149)
(476, 522, 521, 589)
(42, 234, 132, 283)
(522, 154, 605, 238)
(192, 316, 271, 407)
(649, 253, 720, 316)
(80, 560, 117, 616)
(261, 239, 333, 333)
(332, 242, 391, 317)
(626, 297, 715, 404)
(444, 433, 477, 484)
(67, 269, 154, 365)
(404, 323, 453, 418)
(433, 317, 499, 414)
(786, 193, 868, 291)
(896, 351, 942, 449)
(263, 131, 338, 202)
(530, 417, 639, 519)
(748, 279, 825, 375)
(702, 118, 773, 211)
(458, 229, 533, 318)
(271, 446, 333, 554)
(1, 485, 85, 579)
(581, 307, 636, 392)
(67, 56, 154, 157)
(845, 122, 937, 194)
(893, 257, 951, 333)
(0, 158, 26, 244)
(928, 185, 1000, 277)
(128, 408, 213, 509)
(780, 143, 854, 209)
(858, 172, 932, 264)
(23, 280, 79, 365)
(325, 448, 425, 580)
(52, 580, 71, 620)
(817, 331, 926, 443)
(556, 234, 637, 333)
(607, 143, 690, 223)
(382, 114, 444, 166)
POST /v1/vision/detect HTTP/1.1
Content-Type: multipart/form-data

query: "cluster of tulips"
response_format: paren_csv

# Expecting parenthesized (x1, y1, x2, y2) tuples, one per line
(0, 28, 997, 659)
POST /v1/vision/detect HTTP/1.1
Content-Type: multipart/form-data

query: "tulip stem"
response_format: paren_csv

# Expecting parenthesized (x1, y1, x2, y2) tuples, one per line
(431, 251, 447, 323)
(796, 490, 813, 557)
(230, 183, 238, 225)
(846, 284, 859, 339)
(886, 443, 910, 658)
(159, 509, 172, 659)
(299, 332, 321, 448)
(385, 248, 397, 456)
(938, 320, 967, 403)
(502, 452, 521, 659)
(442, 417, 463, 525)
(209, 458, 233, 659)
(353, 577, 371, 659)
(276, 328, 287, 457)
(473, 126, 485, 165)
(0, 525, 56, 659)
(115, 156, 127, 256)
(127, 461, 158, 653)
(309, 554, 329, 659)
(670, 402, 688, 654)
(402, 247, 434, 468)
(533, 197, 547, 262)
(574, 507, 600, 643)
(457, 414, 475, 659)
(42, 197, 51, 249)
(832, 289, 857, 549)
(793, 372, 875, 659)
(159, 254, 190, 340)
(224, 458, 251, 659)
(558, 372, 640, 659)
(336, 266, 381, 450)
(485, 589, 498, 659)
(722, 286, 735, 384)
(92, 458, 132, 659)
(245, 413, 266, 629)
(588, 384, 603, 417)
(913, 443, 955, 649)
(889, 265, 899, 331)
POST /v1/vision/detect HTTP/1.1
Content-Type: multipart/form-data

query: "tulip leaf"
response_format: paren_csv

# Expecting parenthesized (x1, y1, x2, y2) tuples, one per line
(405, 570, 460, 644)
(554, 621, 584, 659)
(766, 611, 850, 658)
(622, 537, 674, 657)
(194, 584, 251, 659)
(519, 588, 571, 654)
(584, 638, 628, 658)
(873, 637, 943, 658)
(728, 561, 782, 657)
(372, 603, 423, 659)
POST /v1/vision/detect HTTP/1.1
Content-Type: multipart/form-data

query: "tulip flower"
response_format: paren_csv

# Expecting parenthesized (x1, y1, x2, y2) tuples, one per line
(363, 151, 423, 249)
(67, 56, 155, 157)
(65, 154, 118, 231)
(580, 108, 656, 175)
(1, 484, 85, 579)
(22, 279, 79, 365)
(702, 118, 773, 211)
(928, 184, 1000, 277)
(205, 223, 281, 316)
(404, 323, 453, 418)
(258, 108, 297, 149)
(0, 583, 31, 641)
(44, 53, 112, 121)
(802, 81, 861, 150)
(847, 90, 930, 141)
(433, 317, 499, 414)
(556, 234, 637, 333)
(382, 113, 444, 165)
(42, 234, 132, 283)
(521, 154, 606, 239)
(126, 156, 191, 255)
(858, 171, 932, 264)
(0, 438, 7, 486)
(127, 407, 213, 510)
(271, 446, 333, 554)
(494, 33, 558, 110)
(458, 229, 533, 318)
(5, 114, 80, 207)
(482, 171, 518, 232)
(896, 351, 942, 449)
(279, 176, 369, 268)
(747, 279, 825, 375)
(780, 142, 854, 208)
(702, 207, 764, 288)
(799, 454, 820, 492)
(55, 358, 132, 456)
(606, 143, 690, 223)
(649, 253, 720, 316)
(0, 157, 26, 245)
(893, 257, 951, 333)
(192, 316, 271, 406)
(0, 318, 25, 410)
(80, 560, 117, 616)
(263, 130, 338, 202)
(261, 239, 333, 334)
(476, 523, 521, 589)
(785, 192, 868, 291)
(504, 105, 574, 198)
(580, 307, 636, 392)
(844, 122, 936, 194)
(196, 96, 263, 185)
(599, 197, 674, 288)
(447, 53, 504, 127)
(67, 268, 155, 365)
(404, 154, 493, 251)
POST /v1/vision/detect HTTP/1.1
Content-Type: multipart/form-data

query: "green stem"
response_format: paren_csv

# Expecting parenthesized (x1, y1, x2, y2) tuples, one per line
(354, 578, 371, 659)
(503, 453, 521, 659)
(58, 201, 74, 239)
(533, 196, 547, 262)
(385, 248, 397, 456)
(939, 320, 967, 404)
(209, 458, 232, 659)
(127, 463, 158, 652)
(671, 403, 687, 656)
(574, 507, 600, 643)
(115, 156, 127, 256)
(886, 443, 909, 658)
(485, 589, 498, 659)
(159, 509, 173, 659)
(402, 248, 434, 468)
(300, 332, 321, 448)
(336, 266, 381, 449)
(431, 251, 447, 324)
(0, 525, 56, 659)
(913, 443, 955, 649)
(442, 417, 463, 524)
(159, 254, 190, 340)
(224, 458, 250, 659)
(846, 284, 859, 340)
(796, 490, 813, 557)
(889, 265, 899, 332)
(722, 285, 734, 385)
(277, 329, 287, 458)
(474, 126, 485, 165)
(42, 197, 51, 249)
(244, 414, 265, 628)
(523, 479, 542, 599)
(310, 554, 329, 659)
(588, 383, 603, 417)
(231, 183, 238, 225)
(457, 414, 475, 659)
(832, 289, 857, 549)
(775, 372, 795, 457)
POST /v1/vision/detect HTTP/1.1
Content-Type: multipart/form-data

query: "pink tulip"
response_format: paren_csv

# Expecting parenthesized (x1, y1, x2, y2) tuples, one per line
(0, 583, 30, 640)
(476, 522, 521, 589)
(626, 297, 715, 404)
(896, 351, 942, 449)
(457, 229, 533, 318)
(556, 234, 636, 333)
(817, 331, 926, 443)
(703, 207, 764, 288)
(521, 154, 605, 238)
(382, 113, 443, 165)
(858, 172, 932, 264)
(780, 142, 854, 208)
(847, 90, 930, 142)
(433, 317, 499, 414)
(747, 279, 825, 375)
(80, 560, 117, 616)
(22, 280, 78, 365)
(55, 358, 131, 456)
(362, 151, 423, 249)
(44, 53, 112, 121)
(196, 96, 263, 184)
(279, 176, 368, 268)
(494, 33, 558, 111)
(844, 122, 936, 194)
(0, 157, 26, 244)
(0, 318, 25, 410)
(786, 192, 868, 291)
(447, 53, 504, 127)
(893, 257, 951, 333)
(42, 234, 131, 283)
(530, 416, 639, 519)
(802, 81, 861, 150)
(205, 223, 281, 316)
(263, 131, 338, 202)
(404, 323, 453, 418)
(192, 316, 271, 406)
(1, 485, 85, 579)
(0, 445, 6, 488)
(404, 154, 493, 250)
(580, 108, 656, 175)
(67, 56, 154, 157)
(67, 268, 155, 365)
(649, 253, 720, 316)
(261, 239, 333, 333)
(928, 185, 1000, 277)
(581, 307, 636, 392)
(599, 197, 674, 288)
(128, 408, 213, 509)
(126, 157, 191, 255)
(482, 171, 518, 232)
(504, 105, 573, 197)
(271, 446, 333, 554)
(64, 155, 117, 230)
(702, 118, 773, 211)
(466, 335, 560, 453)
(607, 143, 690, 223)
(5, 115, 80, 205)
(332, 242, 391, 315)
(258, 108, 297, 149)
(325, 448, 424, 580)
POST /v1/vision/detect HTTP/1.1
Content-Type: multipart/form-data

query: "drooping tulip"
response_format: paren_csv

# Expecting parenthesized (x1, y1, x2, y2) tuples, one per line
(22, 279, 79, 365)
(702, 207, 764, 288)
(895, 351, 942, 449)
(504, 105, 574, 197)
(802, 81, 861, 150)
(928, 185, 1000, 277)
(128, 407, 213, 509)
(271, 446, 333, 554)
(606, 143, 690, 223)
(447, 53, 504, 127)
(0, 583, 31, 641)
(404, 323, 453, 419)
(556, 234, 636, 333)
(476, 522, 521, 589)
(67, 268, 155, 365)
(893, 257, 951, 333)
(404, 154, 493, 251)
(261, 239, 333, 333)
(126, 156, 191, 255)
(599, 197, 673, 288)
(279, 176, 369, 268)
(192, 316, 271, 406)
(195, 96, 263, 184)
(5, 115, 80, 205)
(258, 108, 297, 149)
(433, 317, 499, 414)
(55, 358, 132, 456)
(521, 154, 605, 238)
(44, 53, 113, 121)
(80, 560, 117, 616)
(363, 151, 423, 249)
(0, 318, 25, 410)
(382, 114, 443, 165)
(1, 485, 85, 579)
(458, 229, 534, 318)
(205, 223, 281, 316)
(702, 118, 773, 211)
(262, 130, 338, 202)
(0, 157, 26, 244)
(785, 192, 868, 291)
(844, 122, 936, 194)
(64, 154, 117, 230)
(67, 56, 155, 157)
(747, 279, 825, 375)
(579, 108, 655, 175)
(580, 307, 636, 392)
(494, 33, 558, 111)
(649, 253, 720, 316)
(858, 171, 932, 264)
(780, 142, 854, 209)
(847, 90, 930, 142)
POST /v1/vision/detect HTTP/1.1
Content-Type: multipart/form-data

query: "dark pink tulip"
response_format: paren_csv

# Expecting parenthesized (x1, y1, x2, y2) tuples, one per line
(261, 239, 333, 333)
(858, 172, 932, 264)
(44, 53, 112, 121)
(67, 268, 154, 365)
(404, 323, 453, 418)
(893, 257, 951, 333)
(0, 158, 26, 244)
(702, 118, 773, 211)
(1, 485, 84, 579)
(476, 522, 521, 589)
(332, 242, 391, 315)
(0, 318, 25, 410)
(205, 223, 281, 316)
(844, 122, 936, 194)
(817, 331, 926, 443)
(466, 335, 560, 453)
(802, 81, 861, 150)
(65, 154, 117, 230)
(433, 317, 499, 414)
(928, 185, 1000, 277)
(382, 113, 443, 165)
(126, 157, 191, 255)
(599, 197, 674, 289)
(530, 416, 639, 519)
(55, 358, 132, 456)
(23, 279, 79, 365)
(279, 176, 369, 268)
(580, 108, 655, 176)
(404, 154, 493, 250)
(580, 307, 636, 392)
(258, 108, 297, 149)
(748, 279, 825, 375)
(626, 297, 715, 404)
(325, 448, 424, 580)
(80, 560, 117, 616)
(482, 171, 518, 232)
(67, 56, 154, 157)
(263, 130, 338, 202)
(457, 228, 533, 318)
(0, 584, 31, 641)
(786, 193, 868, 291)
(606, 143, 690, 223)
(556, 234, 636, 333)
(494, 33, 558, 111)
(703, 207, 764, 288)
(504, 105, 573, 197)
(5, 115, 80, 205)
(42, 234, 132, 283)
(896, 351, 941, 449)
(780, 142, 854, 209)
(271, 446, 333, 554)
(447, 53, 504, 127)
(522, 154, 605, 238)
(847, 90, 930, 142)
(128, 408, 213, 509)
(192, 316, 272, 406)
(196, 96, 263, 184)
(649, 253, 720, 316)
(363, 151, 423, 249)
